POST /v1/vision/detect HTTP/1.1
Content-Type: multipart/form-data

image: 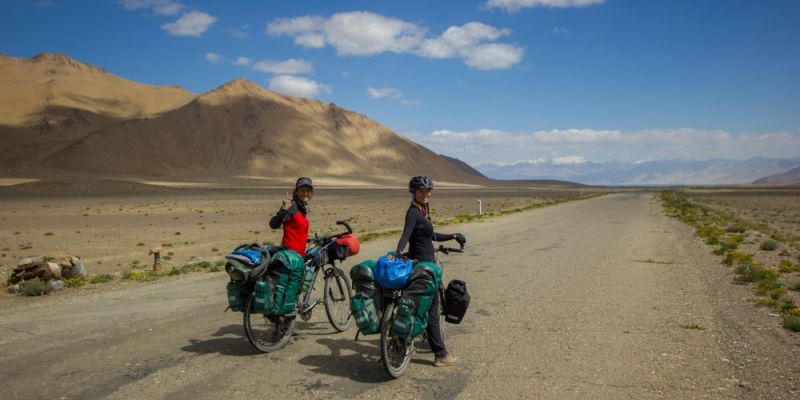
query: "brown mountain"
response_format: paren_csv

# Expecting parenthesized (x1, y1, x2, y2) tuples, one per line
(0, 52, 194, 126)
(0, 53, 194, 169)
(0, 53, 483, 183)
(753, 166, 800, 185)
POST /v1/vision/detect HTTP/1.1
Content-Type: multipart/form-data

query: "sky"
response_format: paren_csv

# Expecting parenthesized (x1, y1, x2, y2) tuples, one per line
(1, 0, 799, 166)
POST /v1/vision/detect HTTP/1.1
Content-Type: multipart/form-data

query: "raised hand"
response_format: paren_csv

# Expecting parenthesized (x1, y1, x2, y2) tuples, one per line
(281, 192, 292, 209)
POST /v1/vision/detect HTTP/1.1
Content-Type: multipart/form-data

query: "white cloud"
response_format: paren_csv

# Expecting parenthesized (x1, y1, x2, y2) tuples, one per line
(224, 25, 249, 39)
(267, 16, 326, 36)
(405, 128, 800, 166)
(205, 52, 224, 64)
(486, 0, 606, 13)
(552, 155, 588, 165)
(324, 12, 424, 56)
(267, 12, 424, 56)
(418, 22, 509, 59)
(269, 75, 331, 98)
(162, 11, 216, 37)
(552, 26, 569, 34)
(267, 13, 522, 70)
(367, 87, 399, 99)
(462, 43, 524, 70)
(120, 0, 184, 15)
(367, 87, 421, 106)
(233, 56, 252, 66)
(252, 59, 313, 75)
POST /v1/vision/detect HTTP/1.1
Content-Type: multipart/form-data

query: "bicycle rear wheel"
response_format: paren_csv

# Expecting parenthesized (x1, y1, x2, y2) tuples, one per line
(243, 293, 295, 353)
(380, 303, 413, 378)
(323, 267, 353, 332)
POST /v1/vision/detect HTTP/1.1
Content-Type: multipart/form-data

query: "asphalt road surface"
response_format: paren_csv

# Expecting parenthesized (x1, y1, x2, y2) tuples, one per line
(1, 192, 798, 399)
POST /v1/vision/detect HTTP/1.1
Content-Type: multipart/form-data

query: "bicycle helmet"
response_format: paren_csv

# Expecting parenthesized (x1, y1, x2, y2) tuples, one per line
(295, 176, 313, 191)
(408, 175, 433, 193)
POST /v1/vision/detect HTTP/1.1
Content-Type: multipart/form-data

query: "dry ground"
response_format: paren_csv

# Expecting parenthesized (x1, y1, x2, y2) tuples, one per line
(0, 180, 599, 296)
(687, 187, 800, 250)
(1, 193, 798, 399)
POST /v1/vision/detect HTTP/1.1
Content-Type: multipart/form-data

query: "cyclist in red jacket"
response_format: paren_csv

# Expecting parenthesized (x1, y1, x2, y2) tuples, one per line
(269, 177, 313, 256)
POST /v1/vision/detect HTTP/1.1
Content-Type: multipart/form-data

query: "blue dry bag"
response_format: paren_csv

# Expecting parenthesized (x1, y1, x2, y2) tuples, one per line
(374, 254, 414, 290)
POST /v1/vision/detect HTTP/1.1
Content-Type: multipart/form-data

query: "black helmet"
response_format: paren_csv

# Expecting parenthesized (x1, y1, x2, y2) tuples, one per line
(408, 176, 433, 193)
(295, 177, 313, 190)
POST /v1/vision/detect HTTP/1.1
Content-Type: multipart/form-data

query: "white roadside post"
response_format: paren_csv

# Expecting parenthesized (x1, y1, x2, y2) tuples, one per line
(478, 199, 482, 216)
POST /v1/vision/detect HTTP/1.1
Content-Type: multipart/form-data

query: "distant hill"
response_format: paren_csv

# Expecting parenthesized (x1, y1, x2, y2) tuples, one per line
(0, 53, 484, 183)
(478, 157, 800, 186)
(753, 166, 800, 185)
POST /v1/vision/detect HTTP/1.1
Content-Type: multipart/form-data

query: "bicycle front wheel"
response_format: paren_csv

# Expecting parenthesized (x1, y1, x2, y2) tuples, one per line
(243, 293, 295, 353)
(380, 303, 413, 378)
(323, 267, 353, 332)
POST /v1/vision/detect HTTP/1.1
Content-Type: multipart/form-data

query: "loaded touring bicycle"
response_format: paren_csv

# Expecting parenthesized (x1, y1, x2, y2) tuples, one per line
(225, 221, 357, 352)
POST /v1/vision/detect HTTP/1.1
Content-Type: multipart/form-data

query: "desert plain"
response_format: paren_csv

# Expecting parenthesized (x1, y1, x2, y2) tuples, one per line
(0, 178, 600, 298)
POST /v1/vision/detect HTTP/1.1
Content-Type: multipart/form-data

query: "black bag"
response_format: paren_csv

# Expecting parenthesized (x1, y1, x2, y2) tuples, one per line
(327, 243, 349, 262)
(443, 279, 470, 324)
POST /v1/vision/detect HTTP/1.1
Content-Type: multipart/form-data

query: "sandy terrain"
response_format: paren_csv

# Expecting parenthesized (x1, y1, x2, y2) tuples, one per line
(0, 193, 798, 399)
(0, 181, 596, 293)
(687, 187, 800, 249)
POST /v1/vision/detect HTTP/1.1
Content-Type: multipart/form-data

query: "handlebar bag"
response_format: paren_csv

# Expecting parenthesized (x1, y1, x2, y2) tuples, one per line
(443, 279, 470, 324)
(375, 255, 414, 290)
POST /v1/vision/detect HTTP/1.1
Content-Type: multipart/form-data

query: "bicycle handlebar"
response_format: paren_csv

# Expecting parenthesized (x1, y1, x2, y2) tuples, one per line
(436, 244, 464, 255)
(307, 220, 355, 244)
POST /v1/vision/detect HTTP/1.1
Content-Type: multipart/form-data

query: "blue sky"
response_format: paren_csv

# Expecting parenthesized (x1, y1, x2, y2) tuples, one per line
(2, 0, 799, 166)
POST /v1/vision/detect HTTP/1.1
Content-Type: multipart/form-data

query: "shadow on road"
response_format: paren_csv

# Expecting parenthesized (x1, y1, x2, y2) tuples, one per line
(297, 337, 389, 383)
(181, 324, 260, 356)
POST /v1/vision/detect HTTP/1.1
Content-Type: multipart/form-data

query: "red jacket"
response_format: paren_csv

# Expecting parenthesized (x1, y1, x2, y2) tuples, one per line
(269, 199, 309, 256)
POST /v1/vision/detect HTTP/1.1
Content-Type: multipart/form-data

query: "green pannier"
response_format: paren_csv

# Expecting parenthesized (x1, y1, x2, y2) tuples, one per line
(351, 293, 380, 334)
(226, 282, 246, 312)
(267, 249, 305, 315)
(396, 261, 442, 337)
(254, 279, 276, 314)
(391, 298, 416, 337)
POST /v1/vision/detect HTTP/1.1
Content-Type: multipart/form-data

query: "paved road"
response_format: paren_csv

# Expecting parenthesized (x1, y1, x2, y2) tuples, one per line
(1, 192, 798, 399)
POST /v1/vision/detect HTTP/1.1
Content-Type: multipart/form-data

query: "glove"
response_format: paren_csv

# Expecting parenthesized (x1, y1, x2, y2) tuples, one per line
(454, 233, 467, 245)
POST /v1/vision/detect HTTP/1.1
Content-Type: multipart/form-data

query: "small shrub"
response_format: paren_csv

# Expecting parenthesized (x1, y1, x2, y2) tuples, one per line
(726, 223, 747, 233)
(680, 323, 706, 330)
(125, 271, 158, 282)
(211, 247, 219, 252)
(788, 282, 800, 292)
(174, 232, 181, 236)
(136, 242, 145, 247)
(166, 267, 182, 276)
(90, 274, 114, 284)
(768, 287, 786, 301)
(65, 278, 87, 288)
(778, 260, 795, 274)
(779, 297, 796, 313)
(44, 232, 54, 236)
(20, 278, 49, 296)
(760, 240, 778, 251)
(784, 315, 800, 332)
(735, 261, 778, 284)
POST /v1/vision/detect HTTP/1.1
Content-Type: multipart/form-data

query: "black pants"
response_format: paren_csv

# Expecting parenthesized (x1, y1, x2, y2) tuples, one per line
(426, 287, 447, 358)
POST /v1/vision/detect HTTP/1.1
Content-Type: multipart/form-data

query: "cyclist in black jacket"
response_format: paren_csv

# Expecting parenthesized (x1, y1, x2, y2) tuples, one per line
(393, 175, 466, 367)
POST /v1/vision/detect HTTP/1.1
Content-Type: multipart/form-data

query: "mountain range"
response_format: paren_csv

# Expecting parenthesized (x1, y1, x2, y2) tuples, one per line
(477, 157, 800, 186)
(0, 53, 485, 183)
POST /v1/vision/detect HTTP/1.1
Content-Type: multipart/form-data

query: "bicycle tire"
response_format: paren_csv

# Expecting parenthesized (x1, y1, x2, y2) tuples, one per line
(243, 292, 295, 353)
(380, 303, 413, 378)
(323, 267, 353, 332)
